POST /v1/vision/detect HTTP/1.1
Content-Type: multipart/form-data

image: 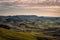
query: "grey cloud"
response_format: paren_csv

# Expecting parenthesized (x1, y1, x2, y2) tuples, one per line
(0, 2, 12, 6)
(0, 2, 13, 10)
(0, 0, 4, 1)
(12, 0, 60, 6)
(0, 0, 60, 8)
(0, 1, 14, 13)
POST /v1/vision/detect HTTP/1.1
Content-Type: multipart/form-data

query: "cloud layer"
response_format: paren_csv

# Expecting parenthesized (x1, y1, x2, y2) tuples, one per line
(0, 0, 60, 17)
(0, 0, 60, 8)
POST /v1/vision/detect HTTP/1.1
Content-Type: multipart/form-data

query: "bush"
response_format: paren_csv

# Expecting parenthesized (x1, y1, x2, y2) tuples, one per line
(0, 24, 10, 29)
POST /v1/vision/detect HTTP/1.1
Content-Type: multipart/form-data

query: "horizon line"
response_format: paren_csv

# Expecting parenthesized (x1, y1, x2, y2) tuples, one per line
(0, 15, 60, 17)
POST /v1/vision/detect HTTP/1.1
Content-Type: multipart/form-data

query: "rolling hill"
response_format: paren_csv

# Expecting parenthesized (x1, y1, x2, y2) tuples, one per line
(0, 15, 60, 40)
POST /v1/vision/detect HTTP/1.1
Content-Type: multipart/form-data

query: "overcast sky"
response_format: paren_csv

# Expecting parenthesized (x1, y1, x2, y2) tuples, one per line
(0, 0, 60, 17)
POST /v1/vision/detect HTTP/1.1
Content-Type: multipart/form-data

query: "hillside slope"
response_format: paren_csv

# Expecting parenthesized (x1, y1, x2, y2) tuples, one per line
(0, 27, 57, 40)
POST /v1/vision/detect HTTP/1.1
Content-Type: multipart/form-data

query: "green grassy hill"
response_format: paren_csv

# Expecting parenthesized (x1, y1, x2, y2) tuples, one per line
(0, 27, 57, 40)
(0, 28, 36, 40)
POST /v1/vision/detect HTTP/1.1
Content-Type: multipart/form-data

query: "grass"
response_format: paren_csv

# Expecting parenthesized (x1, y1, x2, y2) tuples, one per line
(0, 27, 57, 40)
(0, 28, 36, 40)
